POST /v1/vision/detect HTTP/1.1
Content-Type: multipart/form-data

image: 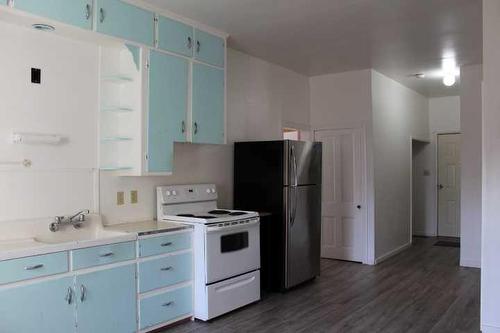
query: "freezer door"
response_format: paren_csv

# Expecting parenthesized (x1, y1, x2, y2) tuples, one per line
(285, 141, 322, 186)
(284, 184, 321, 289)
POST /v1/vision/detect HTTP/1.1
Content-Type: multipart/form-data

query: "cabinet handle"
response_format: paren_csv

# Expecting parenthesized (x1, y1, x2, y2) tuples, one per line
(196, 40, 201, 53)
(194, 122, 198, 135)
(99, 8, 105, 23)
(161, 242, 173, 247)
(187, 37, 193, 49)
(24, 264, 44, 270)
(161, 266, 173, 271)
(181, 121, 186, 134)
(99, 252, 114, 258)
(80, 284, 86, 302)
(162, 301, 174, 307)
(85, 4, 92, 20)
(65, 287, 73, 305)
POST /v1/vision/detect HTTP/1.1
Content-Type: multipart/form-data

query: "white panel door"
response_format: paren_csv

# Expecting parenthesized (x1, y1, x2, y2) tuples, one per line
(315, 128, 365, 262)
(438, 134, 461, 237)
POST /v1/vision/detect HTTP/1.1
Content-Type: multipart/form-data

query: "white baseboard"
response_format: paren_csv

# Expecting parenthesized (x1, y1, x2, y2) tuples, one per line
(460, 258, 481, 268)
(375, 242, 412, 265)
(481, 324, 500, 333)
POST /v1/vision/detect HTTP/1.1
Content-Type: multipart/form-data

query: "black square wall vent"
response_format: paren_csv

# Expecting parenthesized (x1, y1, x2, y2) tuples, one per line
(31, 68, 41, 84)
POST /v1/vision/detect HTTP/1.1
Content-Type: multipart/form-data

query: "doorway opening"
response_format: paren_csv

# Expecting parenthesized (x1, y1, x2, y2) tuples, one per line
(411, 139, 430, 239)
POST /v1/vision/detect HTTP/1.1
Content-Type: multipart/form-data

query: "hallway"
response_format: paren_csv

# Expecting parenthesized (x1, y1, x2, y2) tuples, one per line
(166, 237, 480, 333)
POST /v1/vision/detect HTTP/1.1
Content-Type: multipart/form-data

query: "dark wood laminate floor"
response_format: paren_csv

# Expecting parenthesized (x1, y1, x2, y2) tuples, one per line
(163, 237, 480, 333)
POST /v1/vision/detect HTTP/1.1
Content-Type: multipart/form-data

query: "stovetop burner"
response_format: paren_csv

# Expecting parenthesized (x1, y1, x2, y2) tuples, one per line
(229, 211, 246, 216)
(177, 214, 195, 217)
(208, 210, 231, 215)
(196, 216, 217, 219)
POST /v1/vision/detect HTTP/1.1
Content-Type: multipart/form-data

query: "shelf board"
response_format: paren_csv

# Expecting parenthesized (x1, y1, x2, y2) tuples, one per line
(101, 106, 134, 113)
(100, 166, 134, 171)
(101, 75, 134, 83)
(100, 137, 133, 142)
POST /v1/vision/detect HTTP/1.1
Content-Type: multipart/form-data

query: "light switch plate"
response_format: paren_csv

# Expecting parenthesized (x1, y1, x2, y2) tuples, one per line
(117, 191, 125, 206)
(130, 190, 138, 204)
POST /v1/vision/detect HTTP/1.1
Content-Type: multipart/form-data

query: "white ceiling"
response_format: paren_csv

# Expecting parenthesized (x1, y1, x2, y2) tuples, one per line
(144, 0, 482, 97)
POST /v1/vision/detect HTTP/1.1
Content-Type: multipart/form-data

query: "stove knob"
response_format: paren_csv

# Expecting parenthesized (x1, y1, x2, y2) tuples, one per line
(206, 189, 211, 194)
(172, 190, 177, 196)
(211, 188, 216, 193)
(165, 191, 171, 196)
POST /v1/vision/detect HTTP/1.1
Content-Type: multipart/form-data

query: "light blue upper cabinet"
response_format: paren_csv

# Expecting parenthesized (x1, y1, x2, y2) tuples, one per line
(75, 264, 136, 333)
(96, 0, 154, 46)
(14, 0, 93, 30)
(192, 63, 225, 144)
(0, 276, 75, 333)
(194, 29, 225, 67)
(158, 16, 194, 57)
(148, 50, 189, 173)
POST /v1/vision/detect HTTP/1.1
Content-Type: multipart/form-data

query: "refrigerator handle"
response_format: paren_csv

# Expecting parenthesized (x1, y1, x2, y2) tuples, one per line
(291, 145, 298, 226)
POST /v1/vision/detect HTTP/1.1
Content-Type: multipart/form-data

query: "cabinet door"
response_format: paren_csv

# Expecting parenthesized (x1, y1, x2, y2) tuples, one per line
(192, 63, 225, 144)
(194, 29, 225, 67)
(0, 277, 75, 333)
(96, 0, 154, 46)
(148, 50, 189, 173)
(158, 16, 194, 57)
(75, 265, 136, 333)
(14, 0, 93, 30)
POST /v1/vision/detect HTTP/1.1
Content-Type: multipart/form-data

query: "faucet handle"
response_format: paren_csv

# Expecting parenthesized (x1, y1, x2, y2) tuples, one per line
(55, 216, 64, 223)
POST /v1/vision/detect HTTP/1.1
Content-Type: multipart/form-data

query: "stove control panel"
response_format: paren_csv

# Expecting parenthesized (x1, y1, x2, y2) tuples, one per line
(157, 184, 218, 204)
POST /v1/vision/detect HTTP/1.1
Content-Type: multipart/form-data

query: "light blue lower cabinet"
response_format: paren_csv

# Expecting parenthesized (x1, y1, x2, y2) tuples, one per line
(139, 285, 193, 330)
(72, 241, 135, 270)
(75, 264, 137, 333)
(0, 251, 68, 285)
(138, 253, 192, 293)
(0, 276, 75, 333)
(139, 232, 191, 257)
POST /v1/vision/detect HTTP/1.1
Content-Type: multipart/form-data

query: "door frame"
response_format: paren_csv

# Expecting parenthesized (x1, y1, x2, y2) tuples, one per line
(313, 125, 370, 265)
(435, 132, 461, 237)
(410, 136, 430, 244)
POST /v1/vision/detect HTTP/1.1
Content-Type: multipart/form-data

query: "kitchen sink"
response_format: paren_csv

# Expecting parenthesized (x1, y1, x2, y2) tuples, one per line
(34, 229, 126, 244)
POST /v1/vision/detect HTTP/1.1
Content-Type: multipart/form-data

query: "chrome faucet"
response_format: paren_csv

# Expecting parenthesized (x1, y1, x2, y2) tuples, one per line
(49, 210, 90, 232)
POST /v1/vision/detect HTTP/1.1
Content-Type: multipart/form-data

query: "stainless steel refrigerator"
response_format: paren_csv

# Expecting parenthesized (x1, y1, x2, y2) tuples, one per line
(234, 140, 322, 291)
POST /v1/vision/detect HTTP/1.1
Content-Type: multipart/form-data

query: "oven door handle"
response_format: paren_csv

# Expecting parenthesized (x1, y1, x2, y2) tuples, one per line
(206, 219, 259, 233)
(214, 276, 256, 293)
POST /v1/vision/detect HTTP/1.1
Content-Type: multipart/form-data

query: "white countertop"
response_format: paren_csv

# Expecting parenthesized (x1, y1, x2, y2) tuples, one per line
(0, 217, 190, 261)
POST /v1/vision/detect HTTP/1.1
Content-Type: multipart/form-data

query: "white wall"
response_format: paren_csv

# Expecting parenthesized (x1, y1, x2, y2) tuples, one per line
(0, 22, 98, 222)
(481, 1, 500, 331)
(309, 69, 375, 263)
(100, 48, 311, 224)
(227, 49, 310, 143)
(460, 64, 482, 269)
(371, 70, 429, 260)
(415, 96, 461, 236)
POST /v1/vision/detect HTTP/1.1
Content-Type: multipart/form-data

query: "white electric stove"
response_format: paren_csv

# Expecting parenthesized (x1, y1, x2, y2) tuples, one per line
(157, 184, 261, 321)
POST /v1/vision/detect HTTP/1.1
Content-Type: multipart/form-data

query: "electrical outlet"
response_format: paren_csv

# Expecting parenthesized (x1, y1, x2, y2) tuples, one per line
(130, 190, 138, 204)
(117, 191, 125, 206)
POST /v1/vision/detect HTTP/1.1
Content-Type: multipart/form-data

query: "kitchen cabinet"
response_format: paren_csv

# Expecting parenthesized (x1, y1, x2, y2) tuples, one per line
(75, 264, 137, 333)
(0, 251, 68, 284)
(139, 286, 192, 330)
(194, 29, 225, 68)
(148, 50, 189, 173)
(0, 276, 75, 333)
(13, 0, 93, 30)
(192, 63, 225, 144)
(96, 0, 154, 46)
(158, 16, 194, 57)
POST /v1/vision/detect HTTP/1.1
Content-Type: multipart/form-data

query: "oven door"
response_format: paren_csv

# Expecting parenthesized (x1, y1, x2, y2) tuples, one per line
(205, 219, 260, 284)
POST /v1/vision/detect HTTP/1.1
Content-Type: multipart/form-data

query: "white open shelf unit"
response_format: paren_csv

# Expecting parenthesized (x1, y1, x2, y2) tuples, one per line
(99, 44, 143, 174)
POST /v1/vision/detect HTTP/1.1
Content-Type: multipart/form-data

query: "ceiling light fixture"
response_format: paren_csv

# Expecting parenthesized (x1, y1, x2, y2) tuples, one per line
(410, 73, 425, 79)
(441, 57, 459, 87)
(32, 23, 55, 32)
(443, 75, 456, 87)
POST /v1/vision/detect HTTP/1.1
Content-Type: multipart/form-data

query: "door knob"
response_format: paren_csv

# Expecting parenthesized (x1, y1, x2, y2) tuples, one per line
(438, 184, 444, 190)
(357, 205, 361, 209)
